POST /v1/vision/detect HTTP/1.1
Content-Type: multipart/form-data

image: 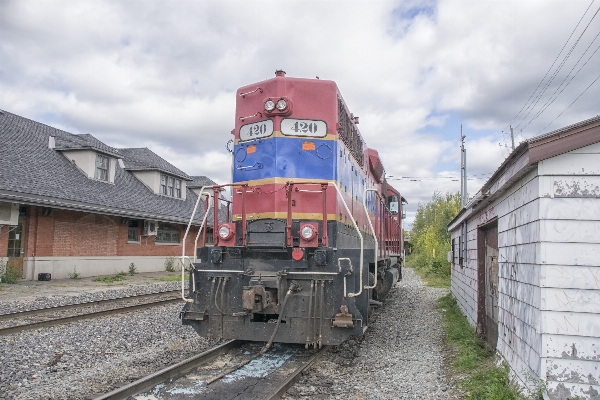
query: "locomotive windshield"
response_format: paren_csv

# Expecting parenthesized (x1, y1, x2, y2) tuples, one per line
(388, 195, 399, 214)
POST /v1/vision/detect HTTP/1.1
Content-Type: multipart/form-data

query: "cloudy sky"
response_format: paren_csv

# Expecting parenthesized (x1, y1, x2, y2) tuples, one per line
(1, 0, 599, 227)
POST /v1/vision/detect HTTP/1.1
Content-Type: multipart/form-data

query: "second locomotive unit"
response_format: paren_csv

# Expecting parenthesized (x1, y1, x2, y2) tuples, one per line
(181, 71, 405, 347)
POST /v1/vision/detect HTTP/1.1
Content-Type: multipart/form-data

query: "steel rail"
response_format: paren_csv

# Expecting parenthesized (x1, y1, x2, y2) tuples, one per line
(92, 340, 326, 400)
(266, 345, 329, 400)
(0, 289, 182, 322)
(0, 296, 183, 336)
(93, 340, 242, 400)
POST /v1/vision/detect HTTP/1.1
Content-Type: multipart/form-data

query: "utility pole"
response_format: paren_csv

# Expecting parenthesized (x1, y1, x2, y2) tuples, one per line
(510, 125, 515, 151)
(460, 125, 467, 207)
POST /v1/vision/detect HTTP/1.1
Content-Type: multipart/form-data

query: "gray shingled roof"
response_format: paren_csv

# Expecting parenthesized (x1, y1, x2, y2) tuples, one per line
(54, 132, 122, 157)
(119, 148, 191, 180)
(0, 110, 216, 226)
(188, 176, 218, 189)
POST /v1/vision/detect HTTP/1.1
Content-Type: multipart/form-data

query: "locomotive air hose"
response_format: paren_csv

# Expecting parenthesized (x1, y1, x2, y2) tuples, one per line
(206, 282, 297, 385)
(207, 277, 216, 340)
(305, 280, 315, 349)
(214, 277, 227, 314)
(260, 284, 295, 355)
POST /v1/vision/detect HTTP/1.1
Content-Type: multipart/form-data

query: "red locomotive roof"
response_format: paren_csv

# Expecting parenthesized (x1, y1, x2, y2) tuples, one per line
(234, 71, 339, 139)
(367, 149, 384, 183)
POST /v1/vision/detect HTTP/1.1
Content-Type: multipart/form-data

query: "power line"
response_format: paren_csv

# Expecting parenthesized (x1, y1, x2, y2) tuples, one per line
(539, 71, 600, 132)
(389, 174, 492, 182)
(389, 178, 489, 182)
(504, 0, 596, 131)
(518, 5, 600, 132)
(529, 34, 600, 134)
(389, 173, 492, 179)
(515, 3, 600, 131)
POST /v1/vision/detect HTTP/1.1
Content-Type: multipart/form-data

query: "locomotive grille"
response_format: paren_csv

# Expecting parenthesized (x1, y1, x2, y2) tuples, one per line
(337, 98, 364, 165)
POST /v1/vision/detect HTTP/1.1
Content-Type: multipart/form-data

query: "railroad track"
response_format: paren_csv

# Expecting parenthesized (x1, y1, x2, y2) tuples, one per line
(0, 290, 185, 335)
(94, 340, 328, 400)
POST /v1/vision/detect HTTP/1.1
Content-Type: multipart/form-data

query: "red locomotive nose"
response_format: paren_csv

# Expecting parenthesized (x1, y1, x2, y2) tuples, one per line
(292, 247, 304, 261)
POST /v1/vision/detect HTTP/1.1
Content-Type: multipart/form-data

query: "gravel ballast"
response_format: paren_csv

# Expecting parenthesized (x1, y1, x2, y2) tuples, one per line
(0, 281, 182, 315)
(0, 282, 213, 400)
(0, 269, 459, 399)
(283, 268, 460, 399)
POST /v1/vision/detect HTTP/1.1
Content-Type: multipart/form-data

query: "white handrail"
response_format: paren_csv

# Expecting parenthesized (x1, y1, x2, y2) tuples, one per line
(327, 182, 364, 298)
(362, 188, 381, 290)
(180, 186, 215, 303)
(192, 197, 215, 263)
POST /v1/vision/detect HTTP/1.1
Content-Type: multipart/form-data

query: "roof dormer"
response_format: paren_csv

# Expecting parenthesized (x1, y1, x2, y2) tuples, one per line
(51, 133, 121, 184)
(118, 148, 192, 200)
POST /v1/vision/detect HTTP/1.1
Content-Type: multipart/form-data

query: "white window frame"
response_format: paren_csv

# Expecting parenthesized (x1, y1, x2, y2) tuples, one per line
(159, 174, 182, 198)
(95, 154, 109, 181)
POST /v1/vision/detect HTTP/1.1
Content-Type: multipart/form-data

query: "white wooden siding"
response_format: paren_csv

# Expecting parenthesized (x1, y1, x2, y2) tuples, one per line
(450, 142, 600, 398)
(542, 334, 599, 360)
(542, 288, 600, 313)
(541, 265, 600, 290)
(450, 218, 480, 327)
(539, 145, 600, 399)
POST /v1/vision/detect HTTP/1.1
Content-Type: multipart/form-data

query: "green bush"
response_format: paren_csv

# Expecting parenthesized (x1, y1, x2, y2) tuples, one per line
(128, 262, 137, 276)
(164, 256, 176, 272)
(0, 259, 21, 284)
(68, 267, 81, 280)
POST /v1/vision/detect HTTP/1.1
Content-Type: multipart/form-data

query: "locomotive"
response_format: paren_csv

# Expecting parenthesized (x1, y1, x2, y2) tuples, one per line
(180, 71, 405, 347)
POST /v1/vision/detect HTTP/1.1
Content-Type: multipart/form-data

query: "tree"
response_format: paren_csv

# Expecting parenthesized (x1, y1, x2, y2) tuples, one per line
(407, 192, 461, 278)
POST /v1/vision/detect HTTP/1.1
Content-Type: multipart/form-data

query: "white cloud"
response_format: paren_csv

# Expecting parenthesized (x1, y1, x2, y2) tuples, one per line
(1, 0, 598, 227)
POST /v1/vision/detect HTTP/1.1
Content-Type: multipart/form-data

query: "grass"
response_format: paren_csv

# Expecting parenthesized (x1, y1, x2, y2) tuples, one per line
(408, 260, 544, 399)
(418, 273, 450, 288)
(93, 271, 127, 283)
(438, 293, 526, 400)
(405, 255, 451, 288)
(153, 274, 188, 282)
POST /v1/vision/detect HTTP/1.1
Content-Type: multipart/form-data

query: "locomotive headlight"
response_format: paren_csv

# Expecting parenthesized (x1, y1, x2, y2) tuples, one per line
(276, 99, 287, 111)
(219, 225, 231, 239)
(264, 99, 275, 112)
(301, 225, 315, 240)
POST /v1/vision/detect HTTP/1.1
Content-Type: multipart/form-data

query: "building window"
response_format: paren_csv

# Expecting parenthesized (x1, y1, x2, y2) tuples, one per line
(159, 174, 182, 198)
(95, 154, 109, 181)
(459, 221, 467, 268)
(7, 222, 24, 257)
(168, 176, 174, 196)
(175, 179, 181, 198)
(156, 223, 180, 243)
(160, 175, 167, 195)
(205, 228, 214, 245)
(128, 219, 139, 242)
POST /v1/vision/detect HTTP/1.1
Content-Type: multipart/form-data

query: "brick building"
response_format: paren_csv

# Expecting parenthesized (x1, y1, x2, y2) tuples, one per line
(0, 109, 218, 280)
